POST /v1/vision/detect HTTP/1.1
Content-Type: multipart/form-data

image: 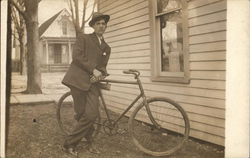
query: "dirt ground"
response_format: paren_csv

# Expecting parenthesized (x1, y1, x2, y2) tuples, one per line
(6, 103, 224, 158)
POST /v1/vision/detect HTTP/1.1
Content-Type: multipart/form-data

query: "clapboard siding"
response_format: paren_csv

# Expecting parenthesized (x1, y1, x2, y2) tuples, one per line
(105, 22, 150, 38)
(99, 0, 226, 146)
(190, 71, 225, 80)
(103, 94, 224, 125)
(99, 0, 130, 13)
(100, 0, 144, 15)
(190, 61, 225, 71)
(189, 10, 226, 27)
(107, 15, 150, 32)
(106, 72, 226, 91)
(106, 70, 226, 90)
(106, 2, 149, 24)
(103, 96, 225, 136)
(108, 56, 150, 64)
(111, 43, 151, 53)
(109, 35, 150, 47)
(109, 50, 151, 58)
(189, 22, 226, 36)
(190, 80, 225, 90)
(105, 101, 225, 145)
(188, 0, 226, 18)
(107, 63, 151, 70)
(188, 0, 223, 10)
(190, 51, 226, 61)
(189, 41, 226, 53)
(189, 31, 226, 44)
(106, 29, 150, 42)
(108, 84, 225, 101)
(102, 89, 225, 114)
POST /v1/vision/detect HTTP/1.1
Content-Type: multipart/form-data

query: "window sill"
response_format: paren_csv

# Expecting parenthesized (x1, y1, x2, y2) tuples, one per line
(151, 76, 190, 84)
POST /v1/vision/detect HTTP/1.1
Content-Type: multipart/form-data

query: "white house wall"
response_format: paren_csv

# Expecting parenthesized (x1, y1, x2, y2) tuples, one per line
(99, 0, 226, 146)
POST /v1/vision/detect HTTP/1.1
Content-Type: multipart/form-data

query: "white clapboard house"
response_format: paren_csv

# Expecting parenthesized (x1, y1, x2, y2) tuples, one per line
(39, 8, 76, 72)
(98, 0, 227, 146)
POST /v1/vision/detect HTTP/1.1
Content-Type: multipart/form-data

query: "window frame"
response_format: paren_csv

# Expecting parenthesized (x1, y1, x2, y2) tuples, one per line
(150, 0, 190, 83)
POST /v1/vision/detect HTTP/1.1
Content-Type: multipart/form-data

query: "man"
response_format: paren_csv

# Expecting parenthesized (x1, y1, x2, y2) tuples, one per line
(61, 12, 111, 156)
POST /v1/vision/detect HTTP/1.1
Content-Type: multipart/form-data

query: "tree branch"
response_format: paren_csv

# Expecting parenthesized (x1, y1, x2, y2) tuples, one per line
(68, 0, 80, 33)
(80, 0, 88, 30)
(10, 0, 27, 21)
(84, 0, 97, 24)
(68, 0, 75, 20)
(12, 31, 19, 40)
(74, 0, 80, 28)
(11, 8, 19, 27)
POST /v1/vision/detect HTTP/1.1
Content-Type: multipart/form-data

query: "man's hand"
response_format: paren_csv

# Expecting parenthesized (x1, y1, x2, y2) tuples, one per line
(90, 69, 105, 83)
(93, 69, 102, 78)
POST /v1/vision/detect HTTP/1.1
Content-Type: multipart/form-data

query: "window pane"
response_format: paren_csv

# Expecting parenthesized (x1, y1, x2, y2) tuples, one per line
(160, 11, 184, 72)
(157, 0, 181, 13)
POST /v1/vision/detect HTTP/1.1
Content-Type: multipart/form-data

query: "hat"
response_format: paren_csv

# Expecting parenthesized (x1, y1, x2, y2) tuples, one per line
(89, 12, 110, 27)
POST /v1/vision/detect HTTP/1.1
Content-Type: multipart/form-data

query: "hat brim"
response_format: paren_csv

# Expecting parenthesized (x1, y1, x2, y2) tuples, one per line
(89, 15, 110, 27)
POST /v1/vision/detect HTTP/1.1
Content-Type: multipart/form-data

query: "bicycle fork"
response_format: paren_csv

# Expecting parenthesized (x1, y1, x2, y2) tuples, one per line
(137, 79, 162, 130)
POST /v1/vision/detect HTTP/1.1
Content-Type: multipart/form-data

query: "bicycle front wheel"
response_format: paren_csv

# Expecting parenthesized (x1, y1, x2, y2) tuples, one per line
(56, 92, 101, 137)
(128, 97, 190, 156)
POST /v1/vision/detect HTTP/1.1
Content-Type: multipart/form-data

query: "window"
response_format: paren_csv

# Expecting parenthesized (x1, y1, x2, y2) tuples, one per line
(151, 0, 189, 83)
(62, 20, 67, 35)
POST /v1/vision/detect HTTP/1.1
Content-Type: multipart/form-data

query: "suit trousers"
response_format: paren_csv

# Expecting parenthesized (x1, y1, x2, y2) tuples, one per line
(63, 84, 100, 148)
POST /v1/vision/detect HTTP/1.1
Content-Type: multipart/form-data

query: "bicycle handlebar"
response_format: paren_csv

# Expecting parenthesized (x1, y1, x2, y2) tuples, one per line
(123, 69, 140, 78)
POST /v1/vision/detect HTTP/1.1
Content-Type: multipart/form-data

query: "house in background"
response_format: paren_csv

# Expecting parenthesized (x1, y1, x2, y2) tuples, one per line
(39, 8, 76, 72)
(98, 0, 227, 146)
(12, 7, 95, 73)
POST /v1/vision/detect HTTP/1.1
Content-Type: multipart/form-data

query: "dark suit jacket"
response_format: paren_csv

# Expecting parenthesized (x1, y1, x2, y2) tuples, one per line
(62, 33, 111, 91)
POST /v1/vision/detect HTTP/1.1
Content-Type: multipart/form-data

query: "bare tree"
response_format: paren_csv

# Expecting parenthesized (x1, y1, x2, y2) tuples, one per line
(10, 0, 42, 94)
(67, 0, 97, 36)
(11, 1, 27, 75)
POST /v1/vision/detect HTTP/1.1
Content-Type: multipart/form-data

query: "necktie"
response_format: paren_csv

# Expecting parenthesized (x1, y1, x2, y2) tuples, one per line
(100, 37, 104, 45)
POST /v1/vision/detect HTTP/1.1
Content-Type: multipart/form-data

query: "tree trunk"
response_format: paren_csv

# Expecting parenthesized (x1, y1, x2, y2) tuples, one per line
(19, 37, 27, 75)
(24, 0, 42, 94)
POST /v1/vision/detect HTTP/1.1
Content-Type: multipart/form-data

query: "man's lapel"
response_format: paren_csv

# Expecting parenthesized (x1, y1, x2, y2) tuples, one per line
(90, 33, 101, 48)
(90, 33, 108, 56)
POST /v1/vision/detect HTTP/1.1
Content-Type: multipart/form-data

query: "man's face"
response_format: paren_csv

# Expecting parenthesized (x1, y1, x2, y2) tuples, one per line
(93, 19, 107, 36)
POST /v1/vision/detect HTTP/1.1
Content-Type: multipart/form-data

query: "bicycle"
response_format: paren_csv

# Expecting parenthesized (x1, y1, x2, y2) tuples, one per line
(56, 69, 190, 156)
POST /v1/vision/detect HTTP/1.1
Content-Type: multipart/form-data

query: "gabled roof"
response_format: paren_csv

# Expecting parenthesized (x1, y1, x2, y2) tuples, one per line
(39, 9, 65, 37)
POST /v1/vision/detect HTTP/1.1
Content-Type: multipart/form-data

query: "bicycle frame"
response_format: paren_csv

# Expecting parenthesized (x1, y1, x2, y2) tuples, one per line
(98, 75, 147, 127)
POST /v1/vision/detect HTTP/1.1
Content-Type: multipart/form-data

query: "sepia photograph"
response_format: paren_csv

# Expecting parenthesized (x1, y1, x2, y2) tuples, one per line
(1, 0, 249, 157)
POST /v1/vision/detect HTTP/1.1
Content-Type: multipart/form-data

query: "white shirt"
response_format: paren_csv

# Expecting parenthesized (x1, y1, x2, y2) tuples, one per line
(96, 35, 103, 45)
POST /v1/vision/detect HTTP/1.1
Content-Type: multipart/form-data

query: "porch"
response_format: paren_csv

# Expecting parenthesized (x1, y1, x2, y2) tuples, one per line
(40, 37, 75, 72)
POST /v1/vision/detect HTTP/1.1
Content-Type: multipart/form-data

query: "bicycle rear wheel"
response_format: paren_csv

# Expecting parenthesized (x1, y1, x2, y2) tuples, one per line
(128, 97, 190, 156)
(56, 92, 101, 137)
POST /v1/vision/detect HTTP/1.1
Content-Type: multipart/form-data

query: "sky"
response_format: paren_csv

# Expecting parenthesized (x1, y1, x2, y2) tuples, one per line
(38, 0, 96, 27)
(38, 0, 69, 25)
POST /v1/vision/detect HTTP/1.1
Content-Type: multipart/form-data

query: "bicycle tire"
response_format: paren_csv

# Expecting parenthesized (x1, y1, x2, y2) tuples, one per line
(56, 91, 101, 137)
(128, 97, 190, 156)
